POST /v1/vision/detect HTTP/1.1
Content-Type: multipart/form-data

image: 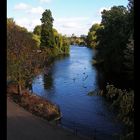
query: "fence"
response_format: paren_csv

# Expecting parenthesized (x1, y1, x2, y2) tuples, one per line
(55, 118, 120, 140)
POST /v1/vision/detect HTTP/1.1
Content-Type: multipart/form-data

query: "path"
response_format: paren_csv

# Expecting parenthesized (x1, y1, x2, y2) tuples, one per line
(7, 98, 87, 140)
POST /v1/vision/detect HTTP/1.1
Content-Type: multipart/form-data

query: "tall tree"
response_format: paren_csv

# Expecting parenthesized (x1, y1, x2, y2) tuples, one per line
(40, 9, 55, 48)
(89, 5, 134, 88)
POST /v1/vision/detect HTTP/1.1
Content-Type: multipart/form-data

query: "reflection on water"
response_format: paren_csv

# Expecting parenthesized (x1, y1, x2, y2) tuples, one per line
(43, 74, 53, 90)
(32, 45, 124, 140)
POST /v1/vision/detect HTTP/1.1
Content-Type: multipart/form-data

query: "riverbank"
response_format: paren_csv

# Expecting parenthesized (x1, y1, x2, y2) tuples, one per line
(7, 82, 61, 121)
(7, 97, 87, 140)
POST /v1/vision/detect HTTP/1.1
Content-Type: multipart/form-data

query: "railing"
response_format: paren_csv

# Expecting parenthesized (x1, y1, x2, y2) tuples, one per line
(54, 119, 95, 140)
(62, 120, 96, 139)
(54, 118, 120, 140)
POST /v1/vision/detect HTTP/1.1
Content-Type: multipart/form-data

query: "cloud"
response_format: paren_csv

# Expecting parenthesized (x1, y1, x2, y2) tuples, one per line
(56, 17, 89, 22)
(99, 7, 111, 15)
(28, 6, 44, 14)
(54, 17, 90, 36)
(13, 3, 44, 31)
(15, 16, 99, 36)
(14, 3, 30, 10)
(39, 0, 51, 3)
(16, 18, 41, 31)
(91, 20, 101, 25)
(14, 3, 45, 15)
(14, 6, 99, 36)
(62, 22, 78, 28)
(14, 16, 90, 36)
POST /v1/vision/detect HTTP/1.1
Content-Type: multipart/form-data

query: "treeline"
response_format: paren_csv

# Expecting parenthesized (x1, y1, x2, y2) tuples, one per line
(87, 0, 134, 89)
(68, 34, 87, 46)
(33, 10, 69, 54)
(86, 0, 134, 139)
(7, 9, 70, 95)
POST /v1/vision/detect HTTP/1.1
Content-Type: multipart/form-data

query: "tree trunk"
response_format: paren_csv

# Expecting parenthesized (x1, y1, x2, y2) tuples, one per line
(17, 84, 22, 95)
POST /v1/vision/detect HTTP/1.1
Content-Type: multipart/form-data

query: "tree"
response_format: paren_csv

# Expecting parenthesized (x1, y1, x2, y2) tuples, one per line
(122, 34, 134, 88)
(53, 28, 61, 48)
(87, 23, 103, 48)
(61, 35, 70, 53)
(127, 0, 134, 38)
(7, 18, 42, 94)
(40, 9, 55, 48)
(95, 6, 129, 75)
(33, 25, 41, 36)
(52, 28, 69, 54)
(32, 34, 40, 48)
(89, 5, 134, 88)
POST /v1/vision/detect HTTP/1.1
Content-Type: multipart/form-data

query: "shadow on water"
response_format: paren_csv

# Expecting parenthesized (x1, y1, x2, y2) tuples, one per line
(43, 74, 53, 90)
(95, 68, 106, 92)
(43, 54, 70, 90)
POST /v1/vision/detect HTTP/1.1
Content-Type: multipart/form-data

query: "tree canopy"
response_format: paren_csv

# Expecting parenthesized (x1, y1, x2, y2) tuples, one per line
(7, 18, 41, 94)
(86, 0, 134, 89)
(87, 23, 103, 48)
(33, 25, 41, 36)
(40, 9, 55, 48)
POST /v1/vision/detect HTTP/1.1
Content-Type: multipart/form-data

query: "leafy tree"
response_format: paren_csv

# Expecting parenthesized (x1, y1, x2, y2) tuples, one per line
(32, 34, 41, 48)
(40, 9, 55, 48)
(80, 35, 87, 45)
(61, 35, 70, 53)
(53, 28, 61, 48)
(87, 1, 134, 88)
(94, 6, 130, 85)
(106, 84, 134, 139)
(69, 34, 86, 46)
(122, 34, 134, 87)
(52, 28, 69, 54)
(127, 0, 134, 38)
(87, 23, 103, 48)
(33, 25, 41, 36)
(7, 18, 42, 94)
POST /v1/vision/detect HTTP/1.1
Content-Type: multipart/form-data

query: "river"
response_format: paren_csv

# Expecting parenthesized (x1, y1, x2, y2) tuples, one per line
(32, 45, 123, 140)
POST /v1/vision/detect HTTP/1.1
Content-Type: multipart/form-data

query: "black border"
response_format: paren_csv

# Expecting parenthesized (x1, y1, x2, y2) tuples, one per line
(0, 0, 7, 139)
(134, 0, 140, 139)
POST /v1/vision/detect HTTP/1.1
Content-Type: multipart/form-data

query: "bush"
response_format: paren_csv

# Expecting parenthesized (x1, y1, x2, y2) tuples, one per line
(106, 84, 134, 139)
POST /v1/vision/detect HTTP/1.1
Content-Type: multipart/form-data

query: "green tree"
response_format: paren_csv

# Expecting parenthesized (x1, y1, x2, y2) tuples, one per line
(53, 28, 61, 48)
(88, 3, 134, 88)
(80, 35, 87, 45)
(40, 9, 55, 48)
(32, 34, 40, 48)
(122, 34, 134, 87)
(94, 6, 129, 81)
(33, 25, 41, 36)
(87, 23, 103, 48)
(61, 35, 70, 53)
(127, 0, 134, 39)
(52, 28, 69, 54)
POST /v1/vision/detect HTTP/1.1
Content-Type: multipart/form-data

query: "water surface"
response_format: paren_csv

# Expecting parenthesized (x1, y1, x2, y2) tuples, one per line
(32, 45, 123, 140)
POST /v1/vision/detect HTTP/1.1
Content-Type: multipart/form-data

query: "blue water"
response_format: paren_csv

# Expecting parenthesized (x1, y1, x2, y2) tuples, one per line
(32, 45, 123, 140)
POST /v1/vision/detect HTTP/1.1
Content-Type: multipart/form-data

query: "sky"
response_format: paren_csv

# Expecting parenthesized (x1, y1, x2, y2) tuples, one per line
(7, 0, 128, 36)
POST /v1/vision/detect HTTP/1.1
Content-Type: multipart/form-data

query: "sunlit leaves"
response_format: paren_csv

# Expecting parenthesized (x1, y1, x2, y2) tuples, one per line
(7, 18, 42, 93)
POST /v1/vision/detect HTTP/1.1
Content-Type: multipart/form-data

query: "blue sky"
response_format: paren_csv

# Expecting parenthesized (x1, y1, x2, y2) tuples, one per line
(7, 0, 128, 36)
